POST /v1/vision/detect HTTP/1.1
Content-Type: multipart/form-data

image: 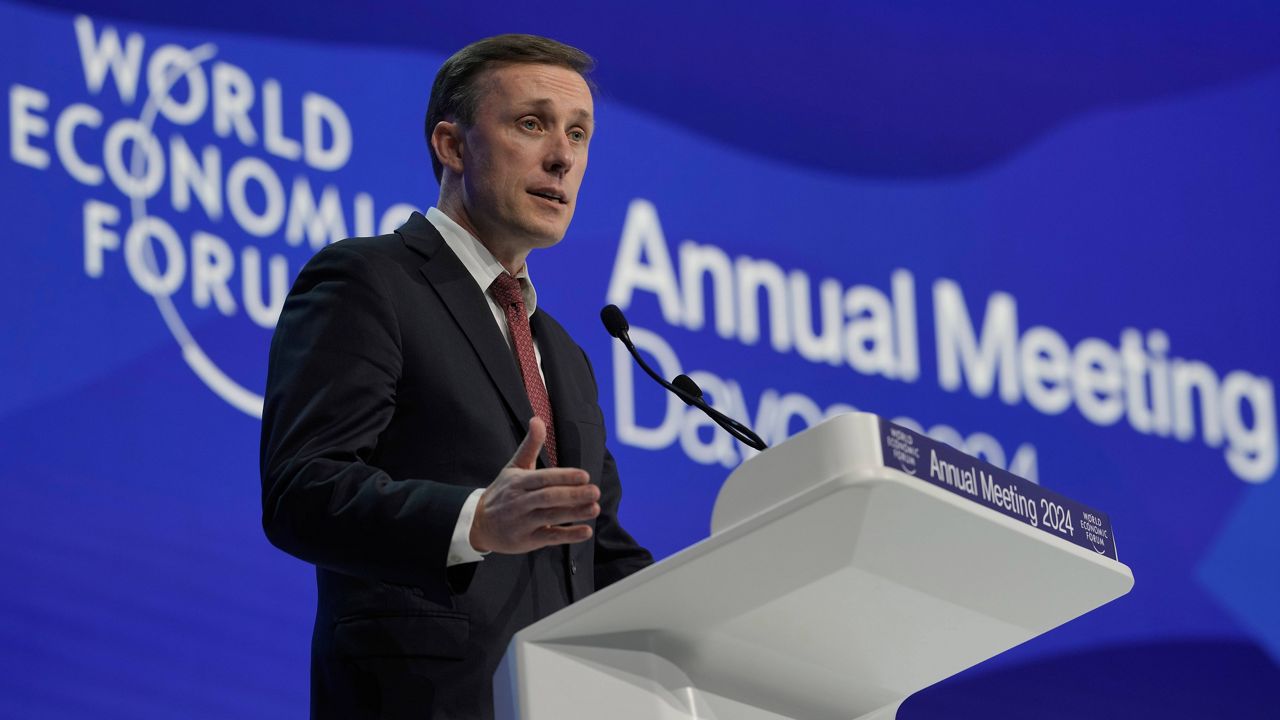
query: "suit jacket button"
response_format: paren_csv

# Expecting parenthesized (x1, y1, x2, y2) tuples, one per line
(570, 560, 577, 575)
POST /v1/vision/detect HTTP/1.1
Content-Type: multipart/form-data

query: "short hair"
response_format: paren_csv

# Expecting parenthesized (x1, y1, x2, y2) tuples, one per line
(425, 34, 595, 183)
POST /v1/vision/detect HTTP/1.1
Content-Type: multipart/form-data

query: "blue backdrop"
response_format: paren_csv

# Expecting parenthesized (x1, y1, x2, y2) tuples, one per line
(2, 1, 1278, 717)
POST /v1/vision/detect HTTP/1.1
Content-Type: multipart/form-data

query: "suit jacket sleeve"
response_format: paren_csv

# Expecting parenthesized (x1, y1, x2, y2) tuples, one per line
(259, 241, 474, 590)
(592, 446, 654, 588)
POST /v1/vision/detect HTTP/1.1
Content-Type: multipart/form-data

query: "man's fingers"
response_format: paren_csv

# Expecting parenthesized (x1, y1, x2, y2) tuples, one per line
(531, 523, 594, 546)
(520, 483, 599, 511)
(531, 502, 600, 527)
(510, 467, 590, 491)
(483, 436, 598, 554)
(508, 417, 546, 470)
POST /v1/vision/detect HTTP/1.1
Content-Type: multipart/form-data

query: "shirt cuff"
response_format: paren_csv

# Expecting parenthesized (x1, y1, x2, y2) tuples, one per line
(447, 488, 490, 566)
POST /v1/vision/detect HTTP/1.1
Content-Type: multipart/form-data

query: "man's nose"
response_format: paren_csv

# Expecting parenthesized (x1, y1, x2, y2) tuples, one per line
(543, 133, 574, 177)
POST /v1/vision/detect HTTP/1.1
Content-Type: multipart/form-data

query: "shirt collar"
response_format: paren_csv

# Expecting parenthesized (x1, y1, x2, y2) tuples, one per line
(426, 207, 538, 316)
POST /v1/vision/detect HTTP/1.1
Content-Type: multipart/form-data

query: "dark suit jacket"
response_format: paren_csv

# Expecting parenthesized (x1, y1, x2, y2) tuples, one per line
(260, 212, 653, 719)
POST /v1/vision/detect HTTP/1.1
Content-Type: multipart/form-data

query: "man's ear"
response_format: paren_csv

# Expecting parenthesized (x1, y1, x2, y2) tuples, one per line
(431, 120, 465, 176)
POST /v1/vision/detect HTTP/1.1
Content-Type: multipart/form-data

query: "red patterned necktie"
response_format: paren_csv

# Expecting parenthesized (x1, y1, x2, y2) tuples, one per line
(490, 272, 558, 466)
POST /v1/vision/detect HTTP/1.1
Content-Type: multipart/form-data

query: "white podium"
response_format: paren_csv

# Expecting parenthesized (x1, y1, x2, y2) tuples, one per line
(494, 413, 1134, 720)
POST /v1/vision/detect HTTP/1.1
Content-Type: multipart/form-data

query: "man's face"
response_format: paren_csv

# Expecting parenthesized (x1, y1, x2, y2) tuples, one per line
(456, 63, 594, 252)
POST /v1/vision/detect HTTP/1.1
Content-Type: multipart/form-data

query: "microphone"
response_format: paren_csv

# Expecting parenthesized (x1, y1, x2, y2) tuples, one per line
(600, 304, 630, 339)
(672, 374, 702, 405)
(600, 305, 768, 452)
(672, 373, 768, 451)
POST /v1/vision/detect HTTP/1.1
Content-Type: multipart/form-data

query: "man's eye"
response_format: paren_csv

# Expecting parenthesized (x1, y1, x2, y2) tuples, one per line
(521, 119, 539, 131)
(569, 129, 586, 142)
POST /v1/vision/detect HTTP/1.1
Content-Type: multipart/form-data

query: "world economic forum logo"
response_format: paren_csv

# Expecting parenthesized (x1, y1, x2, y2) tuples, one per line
(8, 16, 420, 416)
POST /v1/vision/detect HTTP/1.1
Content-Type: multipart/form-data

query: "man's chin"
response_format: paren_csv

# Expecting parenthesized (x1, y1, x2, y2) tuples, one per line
(528, 234, 565, 251)
(523, 221, 571, 249)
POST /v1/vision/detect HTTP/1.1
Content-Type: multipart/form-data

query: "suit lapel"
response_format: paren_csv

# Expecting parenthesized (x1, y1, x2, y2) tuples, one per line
(397, 213, 536, 445)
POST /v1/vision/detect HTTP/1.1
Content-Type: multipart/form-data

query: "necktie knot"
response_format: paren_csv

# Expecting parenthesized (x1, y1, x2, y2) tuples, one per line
(490, 272, 524, 309)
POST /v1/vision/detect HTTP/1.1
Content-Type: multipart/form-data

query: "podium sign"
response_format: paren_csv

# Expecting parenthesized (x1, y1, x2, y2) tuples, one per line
(879, 420, 1118, 560)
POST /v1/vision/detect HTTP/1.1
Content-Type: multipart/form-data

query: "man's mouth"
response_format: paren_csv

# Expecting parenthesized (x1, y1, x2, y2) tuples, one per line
(528, 189, 568, 205)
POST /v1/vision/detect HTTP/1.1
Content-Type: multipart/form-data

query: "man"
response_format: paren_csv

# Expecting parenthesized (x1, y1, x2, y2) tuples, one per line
(260, 34, 653, 719)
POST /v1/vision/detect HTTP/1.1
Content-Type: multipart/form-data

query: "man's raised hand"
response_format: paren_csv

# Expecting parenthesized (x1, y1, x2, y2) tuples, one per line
(469, 417, 600, 554)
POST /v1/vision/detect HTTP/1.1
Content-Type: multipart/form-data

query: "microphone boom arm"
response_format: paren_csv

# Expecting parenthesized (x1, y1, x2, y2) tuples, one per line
(601, 305, 768, 452)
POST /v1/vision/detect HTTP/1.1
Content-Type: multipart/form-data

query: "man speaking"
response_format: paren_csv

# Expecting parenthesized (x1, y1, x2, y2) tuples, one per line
(260, 34, 653, 719)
